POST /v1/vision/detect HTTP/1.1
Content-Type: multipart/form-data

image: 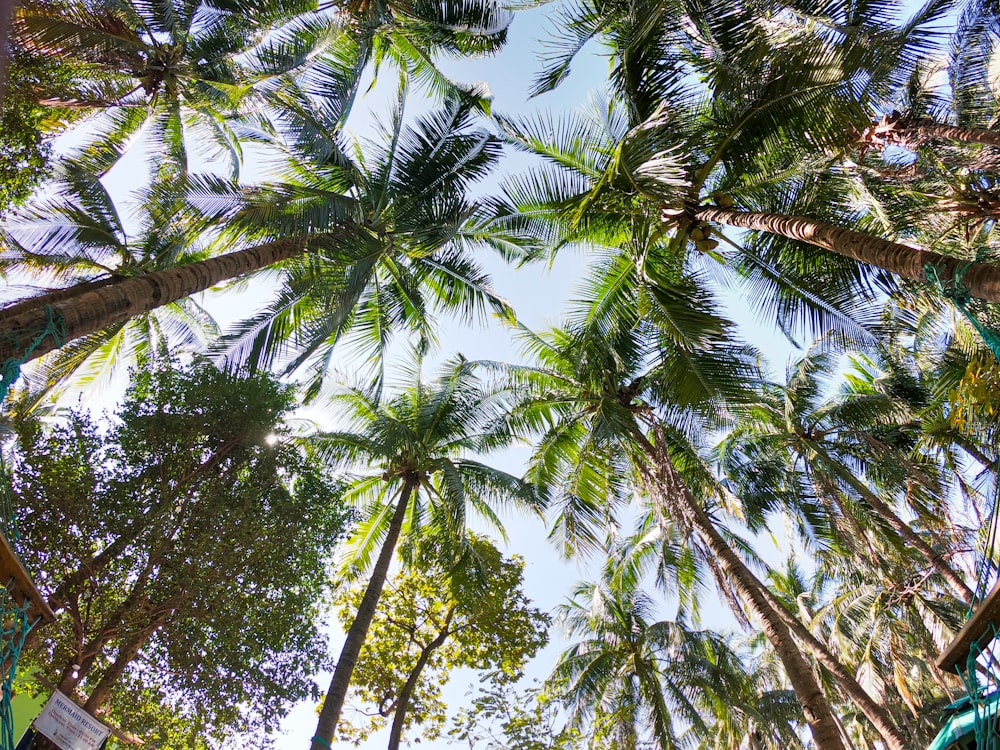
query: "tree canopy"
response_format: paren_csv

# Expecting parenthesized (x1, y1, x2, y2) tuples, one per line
(5, 0, 1000, 748)
(9, 359, 353, 746)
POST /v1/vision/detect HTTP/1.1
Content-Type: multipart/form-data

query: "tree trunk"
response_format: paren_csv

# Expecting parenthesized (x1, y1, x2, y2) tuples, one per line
(387, 609, 454, 750)
(0, 237, 308, 366)
(636, 429, 849, 750)
(888, 117, 1000, 149)
(690, 206, 1000, 304)
(830, 453, 973, 604)
(311, 481, 416, 750)
(1, 278, 121, 319)
(756, 583, 909, 750)
(83, 610, 170, 712)
(642, 427, 910, 749)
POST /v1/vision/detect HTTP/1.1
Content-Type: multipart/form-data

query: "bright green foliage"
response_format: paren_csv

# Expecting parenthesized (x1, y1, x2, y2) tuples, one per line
(0, 47, 78, 214)
(9, 359, 353, 747)
(334, 535, 549, 745)
(450, 681, 586, 750)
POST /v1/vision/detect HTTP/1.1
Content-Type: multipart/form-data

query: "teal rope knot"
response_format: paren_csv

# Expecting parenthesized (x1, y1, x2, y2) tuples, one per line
(925, 262, 1000, 363)
(0, 306, 65, 404)
(925, 261, 974, 306)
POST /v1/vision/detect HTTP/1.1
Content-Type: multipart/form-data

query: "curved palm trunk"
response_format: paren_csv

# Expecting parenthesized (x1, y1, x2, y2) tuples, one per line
(636, 431, 848, 750)
(659, 436, 910, 749)
(311, 481, 416, 750)
(830, 454, 973, 603)
(755, 583, 909, 750)
(387, 608, 454, 750)
(0, 238, 308, 365)
(690, 206, 1000, 304)
(879, 116, 1000, 149)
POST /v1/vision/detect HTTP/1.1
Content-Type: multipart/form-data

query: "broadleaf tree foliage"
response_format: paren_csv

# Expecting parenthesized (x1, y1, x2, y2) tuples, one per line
(334, 535, 549, 748)
(8, 359, 353, 747)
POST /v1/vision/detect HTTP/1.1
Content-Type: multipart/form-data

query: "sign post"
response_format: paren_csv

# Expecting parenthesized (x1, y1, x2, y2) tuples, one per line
(32, 691, 110, 750)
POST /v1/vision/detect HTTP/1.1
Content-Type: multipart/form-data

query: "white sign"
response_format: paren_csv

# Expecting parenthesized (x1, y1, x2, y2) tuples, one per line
(33, 690, 111, 750)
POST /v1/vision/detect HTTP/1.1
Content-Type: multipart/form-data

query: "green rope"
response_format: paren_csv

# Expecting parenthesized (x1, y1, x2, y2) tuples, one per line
(924, 262, 1000, 363)
(0, 584, 36, 750)
(958, 622, 1000, 750)
(0, 308, 65, 750)
(0, 306, 64, 404)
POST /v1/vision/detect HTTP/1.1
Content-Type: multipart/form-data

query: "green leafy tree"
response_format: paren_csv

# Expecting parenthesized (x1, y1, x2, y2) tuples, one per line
(10, 359, 353, 746)
(450, 681, 586, 750)
(334, 535, 549, 748)
(0, 95, 532, 397)
(308, 354, 545, 750)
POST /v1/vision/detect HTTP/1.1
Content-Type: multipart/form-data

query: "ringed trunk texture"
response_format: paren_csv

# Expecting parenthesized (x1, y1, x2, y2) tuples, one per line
(311, 482, 415, 750)
(638, 431, 848, 750)
(690, 206, 1000, 304)
(899, 119, 1000, 149)
(0, 238, 307, 366)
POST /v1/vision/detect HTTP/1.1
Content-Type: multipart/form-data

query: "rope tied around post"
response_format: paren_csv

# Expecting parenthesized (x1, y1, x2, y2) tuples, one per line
(925, 261, 1000, 363)
(0, 306, 65, 404)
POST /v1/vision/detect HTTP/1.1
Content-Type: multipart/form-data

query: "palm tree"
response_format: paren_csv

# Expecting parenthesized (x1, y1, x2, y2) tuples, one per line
(503, 305, 860, 750)
(501, 0, 1000, 354)
(0, 163, 218, 408)
(210, 88, 531, 394)
(13, 0, 355, 178)
(719, 346, 973, 602)
(288, 0, 512, 119)
(547, 581, 700, 750)
(0, 94, 531, 394)
(307, 354, 545, 750)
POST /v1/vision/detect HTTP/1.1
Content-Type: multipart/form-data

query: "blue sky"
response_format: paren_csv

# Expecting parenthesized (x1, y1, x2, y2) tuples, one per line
(263, 4, 804, 748)
(19, 3, 807, 745)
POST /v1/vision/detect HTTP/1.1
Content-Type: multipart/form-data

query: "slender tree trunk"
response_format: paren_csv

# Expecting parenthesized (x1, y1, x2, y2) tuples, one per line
(755, 579, 910, 750)
(311, 481, 416, 750)
(83, 610, 170, 712)
(887, 117, 1000, 149)
(832, 459, 973, 603)
(643, 426, 910, 749)
(387, 609, 454, 750)
(636, 429, 848, 750)
(689, 206, 1000, 304)
(0, 237, 308, 365)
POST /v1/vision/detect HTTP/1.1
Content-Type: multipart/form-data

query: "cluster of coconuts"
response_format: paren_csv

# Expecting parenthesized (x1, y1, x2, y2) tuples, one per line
(689, 224, 718, 252)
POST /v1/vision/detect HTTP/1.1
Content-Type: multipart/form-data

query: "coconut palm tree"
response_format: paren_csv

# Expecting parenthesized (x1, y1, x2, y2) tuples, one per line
(0, 94, 532, 396)
(307, 354, 545, 750)
(501, 0, 1000, 353)
(547, 581, 700, 750)
(0, 162, 218, 409)
(15, 0, 513, 179)
(500, 299, 866, 749)
(14, 0, 336, 177)
(719, 346, 973, 602)
(209, 87, 531, 394)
